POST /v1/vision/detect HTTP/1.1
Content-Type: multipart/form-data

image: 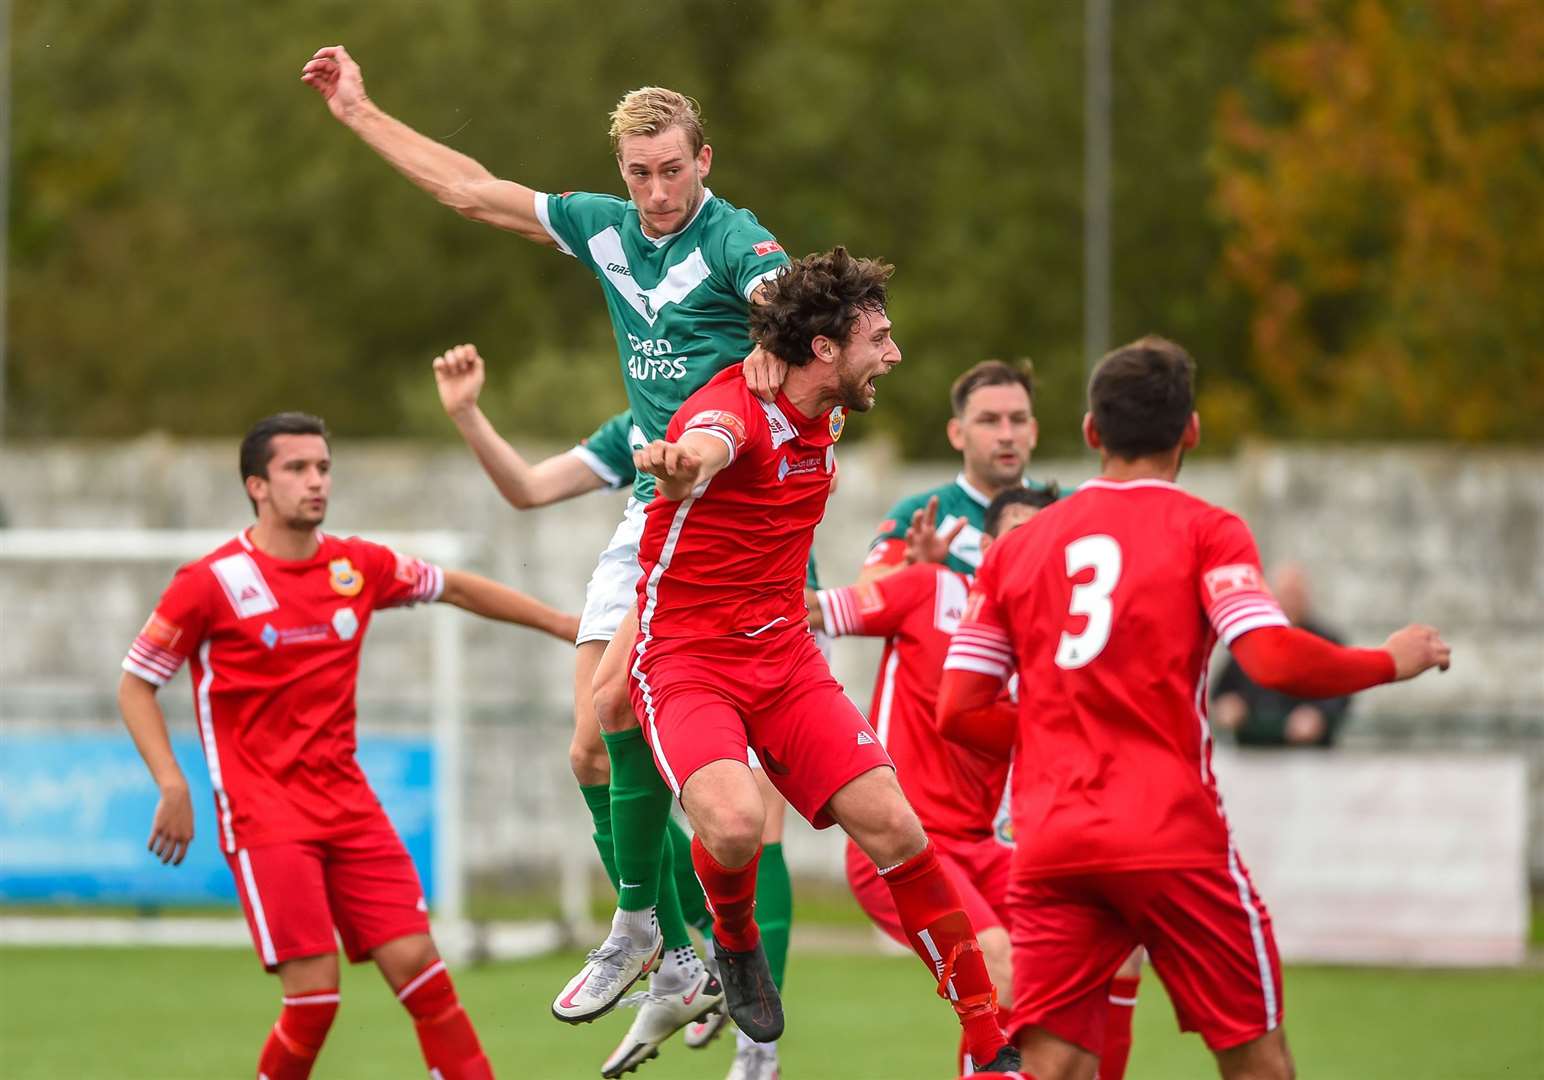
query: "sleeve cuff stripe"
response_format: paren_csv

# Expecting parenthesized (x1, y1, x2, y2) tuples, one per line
(570, 446, 623, 487)
(743, 267, 783, 300)
(532, 192, 575, 257)
(1210, 592, 1279, 617)
(943, 655, 1011, 679)
(689, 425, 740, 464)
(127, 645, 179, 677)
(949, 643, 1014, 662)
(1220, 613, 1292, 646)
(815, 591, 843, 637)
(954, 628, 1013, 647)
(122, 658, 171, 686)
(1214, 604, 1287, 632)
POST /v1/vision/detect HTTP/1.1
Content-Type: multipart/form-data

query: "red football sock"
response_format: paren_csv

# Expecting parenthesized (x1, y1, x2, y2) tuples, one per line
(397, 960, 494, 1080)
(1100, 974, 1140, 1080)
(257, 989, 338, 1080)
(880, 843, 1008, 1069)
(691, 835, 762, 953)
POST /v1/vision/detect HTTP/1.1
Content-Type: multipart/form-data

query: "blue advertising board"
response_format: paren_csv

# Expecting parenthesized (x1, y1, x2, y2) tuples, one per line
(0, 731, 435, 905)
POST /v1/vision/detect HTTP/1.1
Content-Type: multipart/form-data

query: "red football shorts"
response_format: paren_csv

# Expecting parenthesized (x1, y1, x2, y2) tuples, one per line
(226, 812, 430, 972)
(630, 626, 893, 829)
(1006, 858, 1283, 1054)
(845, 833, 1011, 944)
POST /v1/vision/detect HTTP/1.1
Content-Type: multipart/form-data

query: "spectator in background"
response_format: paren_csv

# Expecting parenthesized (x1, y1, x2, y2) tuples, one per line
(1212, 562, 1351, 747)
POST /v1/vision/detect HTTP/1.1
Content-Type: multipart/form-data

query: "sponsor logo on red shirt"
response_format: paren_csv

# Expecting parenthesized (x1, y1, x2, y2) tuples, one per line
(684, 409, 748, 447)
(1202, 563, 1264, 603)
(753, 240, 783, 257)
(141, 613, 182, 650)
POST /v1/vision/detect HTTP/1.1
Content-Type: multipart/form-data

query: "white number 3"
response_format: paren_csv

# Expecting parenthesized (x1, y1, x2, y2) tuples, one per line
(1055, 534, 1122, 670)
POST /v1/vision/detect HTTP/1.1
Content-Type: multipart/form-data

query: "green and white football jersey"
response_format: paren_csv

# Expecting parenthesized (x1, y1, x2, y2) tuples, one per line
(570, 410, 645, 491)
(536, 188, 789, 500)
(867, 473, 1058, 576)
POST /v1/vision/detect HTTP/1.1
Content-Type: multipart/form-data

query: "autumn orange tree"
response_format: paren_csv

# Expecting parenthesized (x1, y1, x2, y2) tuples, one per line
(1213, 0, 1543, 442)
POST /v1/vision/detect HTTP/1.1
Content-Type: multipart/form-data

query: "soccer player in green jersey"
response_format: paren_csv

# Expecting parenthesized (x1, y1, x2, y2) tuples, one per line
(304, 45, 791, 1073)
(859, 360, 1054, 584)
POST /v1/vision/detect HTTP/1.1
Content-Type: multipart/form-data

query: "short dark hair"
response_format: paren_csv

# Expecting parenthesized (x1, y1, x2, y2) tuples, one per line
(239, 412, 329, 512)
(1088, 335, 1195, 459)
(950, 359, 1035, 417)
(749, 246, 894, 366)
(984, 484, 1059, 537)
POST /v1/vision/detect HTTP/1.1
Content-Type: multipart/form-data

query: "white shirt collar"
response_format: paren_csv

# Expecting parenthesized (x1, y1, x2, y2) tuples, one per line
(955, 472, 993, 508)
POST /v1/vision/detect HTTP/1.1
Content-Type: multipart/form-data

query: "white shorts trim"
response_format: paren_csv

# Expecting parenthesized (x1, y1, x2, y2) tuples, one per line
(577, 497, 647, 645)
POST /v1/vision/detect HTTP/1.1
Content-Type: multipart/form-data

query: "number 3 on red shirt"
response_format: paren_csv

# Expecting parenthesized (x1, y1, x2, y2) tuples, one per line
(1055, 534, 1122, 670)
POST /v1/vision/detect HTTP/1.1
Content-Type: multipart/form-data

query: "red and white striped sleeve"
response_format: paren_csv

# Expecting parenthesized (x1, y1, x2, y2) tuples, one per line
(816, 566, 933, 639)
(681, 406, 749, 466)
(944, 557, 1015, 686)
(1197, 514, 1289, 646)
(122, 569, 208, 687)
(376, 549, 445, 610)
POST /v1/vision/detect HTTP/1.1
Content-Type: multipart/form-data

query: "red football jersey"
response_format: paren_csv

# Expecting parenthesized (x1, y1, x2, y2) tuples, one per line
(818, 564, 1009, 843)
(945, 478, 1289, 877)
(636, 367, 839, 639)
(122, 529, 444, 853)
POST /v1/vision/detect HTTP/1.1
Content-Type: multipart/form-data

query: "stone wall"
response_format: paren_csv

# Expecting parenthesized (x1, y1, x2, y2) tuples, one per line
(2, 438, 1539, 878)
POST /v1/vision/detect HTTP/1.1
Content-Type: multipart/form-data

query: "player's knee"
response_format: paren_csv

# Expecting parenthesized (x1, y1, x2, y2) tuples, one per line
(859, 799, 928, 868)
(568, 734, 609, 787)
(591, 672, 638, 734)
(695, 803, 764, 868)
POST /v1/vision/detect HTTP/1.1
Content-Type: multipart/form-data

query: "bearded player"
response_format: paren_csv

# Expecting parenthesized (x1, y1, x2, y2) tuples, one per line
(117, 412, 581, 1080)
(303, 49, 792, 1059)
(432, 343, 807, 1075)
(626, 247, 1020, 1074)
(938, 336, 1451, 1080)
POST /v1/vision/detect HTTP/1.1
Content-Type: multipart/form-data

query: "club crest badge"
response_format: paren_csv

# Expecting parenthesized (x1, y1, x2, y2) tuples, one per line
(829, 407, 846, 443)
(329, 558, 364, 597)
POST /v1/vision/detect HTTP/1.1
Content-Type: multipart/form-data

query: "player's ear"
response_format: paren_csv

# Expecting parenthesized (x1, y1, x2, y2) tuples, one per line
(946, 417, 966, 452)
(1027, 415, 1039, 451)
(1082, 412, 1100, 451)
(244, 474, 267, 514)
(1181, 411, 1200, 450)
(696, 142, 712, 178)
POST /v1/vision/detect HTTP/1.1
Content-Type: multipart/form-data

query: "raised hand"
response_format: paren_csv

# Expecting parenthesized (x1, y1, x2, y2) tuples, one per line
(300, 45, 370, 122)
(905, 495, 966, 565)
(1383, 624, 1452, 680)
(433, 343, 486, 419)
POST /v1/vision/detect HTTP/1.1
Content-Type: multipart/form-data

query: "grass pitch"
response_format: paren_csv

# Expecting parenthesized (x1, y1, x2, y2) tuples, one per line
(1, 945, 1540, 1079)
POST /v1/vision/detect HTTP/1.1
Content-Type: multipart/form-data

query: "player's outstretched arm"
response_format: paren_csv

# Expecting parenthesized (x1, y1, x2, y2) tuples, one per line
(633, 431, 731, 502)
(936, 668, 1016, 761)
(1229, 623, 1450, 700)
(434, 344, 606, 508)
(117, 673, 195, 866)
(300, 46, 553, 244)
(438, 570, 580, 642)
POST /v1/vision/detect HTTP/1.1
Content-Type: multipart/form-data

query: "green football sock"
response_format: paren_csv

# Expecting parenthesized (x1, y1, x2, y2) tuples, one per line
(757, 841, 793, 989)
(579, 783, 620, 893)
(667, 816, 713, 933)
(655, 824, 693, 951)
(602, 727, 672, 914)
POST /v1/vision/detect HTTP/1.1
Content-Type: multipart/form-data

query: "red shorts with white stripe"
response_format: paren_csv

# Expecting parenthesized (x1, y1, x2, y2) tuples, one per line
(629, 626, 893, 829)
(845, 833, 1011, 944)
(1006, 860, 1283, 1054)
(226, 812, 429, 972)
